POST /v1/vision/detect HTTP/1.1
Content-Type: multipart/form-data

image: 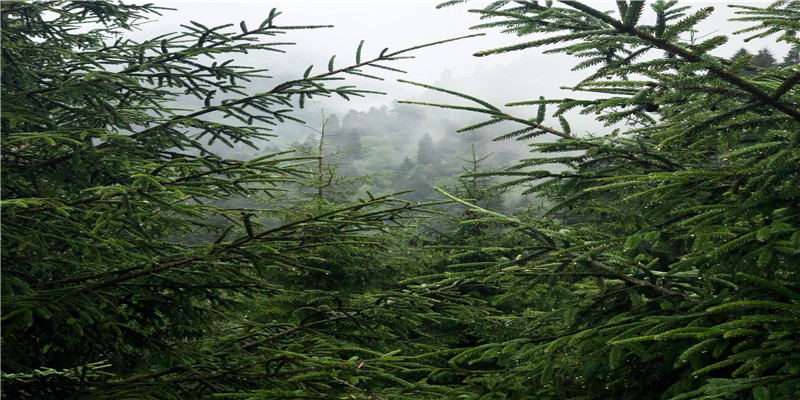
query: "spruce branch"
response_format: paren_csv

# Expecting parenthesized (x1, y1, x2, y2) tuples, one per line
(30, 35, 484, 172)
(435, 188, 697, 302)
(42, 197, 431, 291)
(560, 1, 800, 122)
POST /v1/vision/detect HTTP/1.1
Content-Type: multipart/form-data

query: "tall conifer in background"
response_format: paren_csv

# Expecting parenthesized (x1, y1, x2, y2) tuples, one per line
(783, 45, 800, 67)
(408, 1, 800, 399)
(417, 133, 437, 165)
(752, 47, 779, 68)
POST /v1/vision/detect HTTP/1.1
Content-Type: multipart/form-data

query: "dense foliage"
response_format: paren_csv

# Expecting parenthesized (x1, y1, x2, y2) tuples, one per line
(410, 1, 800, 399)
(0, 3, 475, 399)
(2, 1, 799, 400)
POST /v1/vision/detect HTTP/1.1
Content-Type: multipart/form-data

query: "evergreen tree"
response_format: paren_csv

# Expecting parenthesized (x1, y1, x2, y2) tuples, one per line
(416, 132, 437, 165)
(451, 144, 505, 210)
(0, 2, 477, 399)
(5, 1, 800, 399)
(730, 47, 755, 75)
(409, 1, 800, 399)
(752, 47, 778, 68)
(731, 47, 752, 61)
(782, 45, 800, 67)
(399, 156, 416, 172)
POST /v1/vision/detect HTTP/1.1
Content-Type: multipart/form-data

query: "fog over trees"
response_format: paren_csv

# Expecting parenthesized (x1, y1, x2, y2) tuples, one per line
(3, 2, 800, 400)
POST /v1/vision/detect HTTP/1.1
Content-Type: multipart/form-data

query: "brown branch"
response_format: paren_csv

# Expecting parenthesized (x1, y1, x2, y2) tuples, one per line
(238, 314, 352, 351)
(30, 51, 400, 172)
(46, 197, 415, 290)
(236, 295, 409, 352)
(106, 355, 288, 387)
(772, 70, 800, 100)
(560, 1, 800, 122)
(535, 237, 696, 302)
(579, 254, 697, 303)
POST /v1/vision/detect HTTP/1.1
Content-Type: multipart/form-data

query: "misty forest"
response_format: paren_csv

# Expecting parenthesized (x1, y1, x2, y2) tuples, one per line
(3, 1, 800, 399)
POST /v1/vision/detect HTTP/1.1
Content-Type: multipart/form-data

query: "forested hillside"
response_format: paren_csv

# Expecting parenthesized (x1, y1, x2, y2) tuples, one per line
(2, 1, 799, 400)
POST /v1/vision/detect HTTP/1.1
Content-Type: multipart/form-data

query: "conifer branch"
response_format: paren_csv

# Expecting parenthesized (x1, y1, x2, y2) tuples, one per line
(105, 355, 290, 387)
(238, 313, 354, 351)
(30, 35, 483, 171)
(398, 80, 574, 139)
(560, 1, 800, 122)
(772, 69, 800, 100)
(436, 188, 696, 302)
(44, 197, 427, 290)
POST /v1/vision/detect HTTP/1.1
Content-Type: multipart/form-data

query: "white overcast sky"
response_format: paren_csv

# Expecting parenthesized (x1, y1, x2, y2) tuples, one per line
(133, 1, 789, 115)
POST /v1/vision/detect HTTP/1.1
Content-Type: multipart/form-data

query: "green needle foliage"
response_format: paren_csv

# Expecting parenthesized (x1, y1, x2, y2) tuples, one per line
(1, 2, 478, 399)
(4, 1, 800, 399)
(416, 1, 800, 399)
